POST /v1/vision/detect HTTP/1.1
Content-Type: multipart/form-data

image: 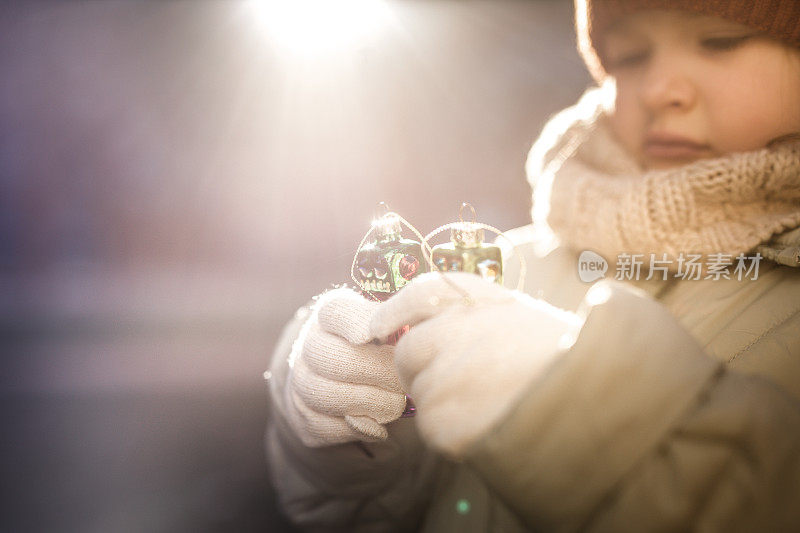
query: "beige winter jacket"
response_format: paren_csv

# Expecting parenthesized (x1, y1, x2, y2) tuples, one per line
(266, 222, 800, 532)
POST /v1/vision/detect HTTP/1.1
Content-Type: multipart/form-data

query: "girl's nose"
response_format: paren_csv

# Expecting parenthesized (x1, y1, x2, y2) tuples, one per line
(640, 57, 697, 113)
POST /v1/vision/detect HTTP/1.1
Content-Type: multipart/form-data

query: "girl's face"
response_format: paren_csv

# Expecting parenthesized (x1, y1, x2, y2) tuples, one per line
(602, 10, 800, 170)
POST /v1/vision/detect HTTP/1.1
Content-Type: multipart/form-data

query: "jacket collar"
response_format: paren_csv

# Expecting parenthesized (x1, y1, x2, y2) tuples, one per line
(757, 226, 800, 268)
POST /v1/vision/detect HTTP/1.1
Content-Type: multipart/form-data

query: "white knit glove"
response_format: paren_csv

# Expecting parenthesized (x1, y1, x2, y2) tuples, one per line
(284, 287, 408, 448)
(370, 272, 583, 456)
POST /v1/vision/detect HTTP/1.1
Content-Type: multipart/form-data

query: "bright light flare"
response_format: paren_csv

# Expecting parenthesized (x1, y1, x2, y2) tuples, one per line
(248, 0, 392, 58)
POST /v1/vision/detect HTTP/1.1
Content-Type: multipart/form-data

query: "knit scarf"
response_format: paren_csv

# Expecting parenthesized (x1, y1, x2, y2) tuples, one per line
(527, 87, 800, 268)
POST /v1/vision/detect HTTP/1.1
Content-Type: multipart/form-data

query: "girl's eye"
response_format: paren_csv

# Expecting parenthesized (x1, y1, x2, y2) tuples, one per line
(700, 35, 753, 51)
(607, 50, 649, 69)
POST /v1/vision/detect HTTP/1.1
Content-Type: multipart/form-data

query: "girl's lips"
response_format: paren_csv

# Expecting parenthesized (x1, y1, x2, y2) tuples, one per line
(643, 134, 712, 160)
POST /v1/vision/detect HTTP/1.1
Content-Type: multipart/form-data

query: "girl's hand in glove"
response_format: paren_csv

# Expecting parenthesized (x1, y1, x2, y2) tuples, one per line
(370, 272, 583, 457)
(285, 287, 407, 448)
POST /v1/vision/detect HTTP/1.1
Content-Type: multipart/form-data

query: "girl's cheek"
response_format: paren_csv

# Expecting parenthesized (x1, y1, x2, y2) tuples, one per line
(720, 46, 800, 150)
(714, 89, 798, 152)
(609, 98, 641, 155)
(779, 53, 800, 134)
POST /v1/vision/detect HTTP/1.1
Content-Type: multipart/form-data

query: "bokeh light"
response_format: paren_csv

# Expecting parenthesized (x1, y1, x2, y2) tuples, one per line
(247, 0, 393, 58)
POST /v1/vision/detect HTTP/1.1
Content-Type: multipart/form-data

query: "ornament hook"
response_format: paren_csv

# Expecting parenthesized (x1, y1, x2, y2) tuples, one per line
(377, 201, 390, 217)
(459, 202, 477, 223)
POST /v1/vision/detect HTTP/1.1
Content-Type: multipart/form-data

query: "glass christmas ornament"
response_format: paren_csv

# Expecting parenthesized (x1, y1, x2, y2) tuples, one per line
(431, 203, 503, 284)
(353, 208, 429, 302)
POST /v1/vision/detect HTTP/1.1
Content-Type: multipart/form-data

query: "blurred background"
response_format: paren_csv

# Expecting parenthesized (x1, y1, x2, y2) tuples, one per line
(0, 0, 590, 531)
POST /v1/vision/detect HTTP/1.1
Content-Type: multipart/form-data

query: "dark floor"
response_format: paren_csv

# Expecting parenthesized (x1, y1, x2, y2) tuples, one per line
(1, 389, 296, 533)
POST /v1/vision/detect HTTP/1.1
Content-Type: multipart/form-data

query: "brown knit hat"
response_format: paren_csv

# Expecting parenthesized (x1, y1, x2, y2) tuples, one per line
(576, 0, 800, 80)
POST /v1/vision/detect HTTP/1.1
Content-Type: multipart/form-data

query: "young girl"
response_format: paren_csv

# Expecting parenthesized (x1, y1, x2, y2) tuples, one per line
(266, 1, 800, 530)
